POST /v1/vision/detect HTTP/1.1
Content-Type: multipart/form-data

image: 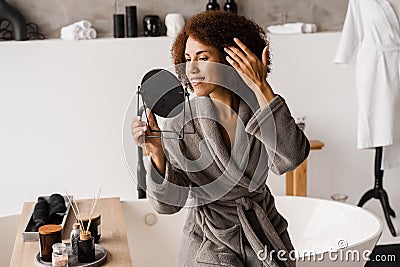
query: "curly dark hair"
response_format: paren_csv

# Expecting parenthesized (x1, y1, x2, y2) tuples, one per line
(171, 10, 271, 89)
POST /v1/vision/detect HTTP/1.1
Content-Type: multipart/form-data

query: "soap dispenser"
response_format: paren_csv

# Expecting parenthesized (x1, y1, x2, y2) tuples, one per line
(224, 0, 237, 14)
(206, 0, 220, 11)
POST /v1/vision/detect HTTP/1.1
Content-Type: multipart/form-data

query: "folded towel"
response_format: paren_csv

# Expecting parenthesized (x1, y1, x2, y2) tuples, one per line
(267, 22, 317, 34)
(48, 193, 67, 225)
(32, 197, 49, 231)
(302, 23, 317, 33)
(60, 20, 97, 40)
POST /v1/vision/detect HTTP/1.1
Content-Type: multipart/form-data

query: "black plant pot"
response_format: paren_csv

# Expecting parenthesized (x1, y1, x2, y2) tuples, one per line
(0, 0, 27, 40)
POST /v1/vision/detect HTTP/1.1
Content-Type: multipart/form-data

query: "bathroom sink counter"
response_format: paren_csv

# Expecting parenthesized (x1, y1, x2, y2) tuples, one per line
(9, 197, 133, 267)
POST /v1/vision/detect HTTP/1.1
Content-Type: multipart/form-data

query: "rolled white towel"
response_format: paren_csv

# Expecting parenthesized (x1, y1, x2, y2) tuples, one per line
(60, 21, 97, 40)
(85, 28, 97, 39)
(65, 28, 96, 40)
(76, 28, 86, 39)
(267, 23, 317, 34)
(78, 28, 97, 39)
(60, 24, 81, 40)
(73, 20, 92, 30)
(73, 28, 97, 40)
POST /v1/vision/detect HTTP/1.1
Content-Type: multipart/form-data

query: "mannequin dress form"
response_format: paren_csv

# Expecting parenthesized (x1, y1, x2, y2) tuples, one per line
(357, 0, 399, 237)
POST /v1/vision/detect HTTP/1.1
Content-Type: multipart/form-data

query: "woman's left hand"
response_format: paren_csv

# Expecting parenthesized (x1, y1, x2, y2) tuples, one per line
(224, 38, 275, 104)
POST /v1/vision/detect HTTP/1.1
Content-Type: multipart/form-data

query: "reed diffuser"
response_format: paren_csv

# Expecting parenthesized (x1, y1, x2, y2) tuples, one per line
(65, 190, 101, 262)
(65, 190, 101, 235)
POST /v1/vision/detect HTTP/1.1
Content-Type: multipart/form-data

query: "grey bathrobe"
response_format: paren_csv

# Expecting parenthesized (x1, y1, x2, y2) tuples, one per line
(146, 94, 310, 267)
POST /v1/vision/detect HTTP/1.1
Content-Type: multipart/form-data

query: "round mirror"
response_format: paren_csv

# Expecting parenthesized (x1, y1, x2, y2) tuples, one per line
(140, 68, 185, 118)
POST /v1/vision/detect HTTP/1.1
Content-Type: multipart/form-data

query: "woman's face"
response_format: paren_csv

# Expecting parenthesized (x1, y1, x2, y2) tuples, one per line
(184, 36, 224, 96)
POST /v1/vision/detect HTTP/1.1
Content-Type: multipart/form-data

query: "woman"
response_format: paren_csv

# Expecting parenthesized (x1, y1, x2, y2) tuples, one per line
(131, 11, 309, 267)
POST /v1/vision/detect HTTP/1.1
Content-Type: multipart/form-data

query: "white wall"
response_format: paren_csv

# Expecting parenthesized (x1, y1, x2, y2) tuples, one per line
(7, 0, 347, 38)
(0, 37, 174, 215)
(265, 33, 400, 245)
(1, 33, 399, 243)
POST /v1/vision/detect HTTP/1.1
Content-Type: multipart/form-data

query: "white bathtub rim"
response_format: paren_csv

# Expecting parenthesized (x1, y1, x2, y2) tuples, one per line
(123, 196, 383, 262)
(274, 195, 383, 259)
(124, 196, 384, 252)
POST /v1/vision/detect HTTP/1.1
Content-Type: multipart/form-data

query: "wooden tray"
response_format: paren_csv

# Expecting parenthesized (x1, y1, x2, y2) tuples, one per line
(34, 243, 107, 267)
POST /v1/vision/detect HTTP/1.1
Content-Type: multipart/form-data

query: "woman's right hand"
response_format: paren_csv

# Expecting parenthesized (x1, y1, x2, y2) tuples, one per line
(131, 108, 164, 157)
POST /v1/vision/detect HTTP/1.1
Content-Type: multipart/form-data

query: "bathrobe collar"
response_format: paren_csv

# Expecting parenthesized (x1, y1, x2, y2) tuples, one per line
(194, 95, 262, 191)
(194, 95, 255, 161)
(376, 0, 400, 40)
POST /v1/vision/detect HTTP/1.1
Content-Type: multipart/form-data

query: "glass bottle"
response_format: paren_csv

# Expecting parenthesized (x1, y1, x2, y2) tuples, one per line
(78, 231, 95, 263)
(52, 243, 68, 267)
(70, 223, 81, 256)
(206, 0, 220, 11)
(224, 0, 237, 14)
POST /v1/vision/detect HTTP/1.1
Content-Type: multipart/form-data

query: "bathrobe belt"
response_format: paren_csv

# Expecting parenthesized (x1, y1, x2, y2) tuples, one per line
(230, 197, 296, 267)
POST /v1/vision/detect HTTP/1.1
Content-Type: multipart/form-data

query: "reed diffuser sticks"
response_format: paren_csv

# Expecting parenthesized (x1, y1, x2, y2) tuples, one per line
(65, 189, 101, 235)
(86, 189, 101, 235)
(65, 191, 85, 232)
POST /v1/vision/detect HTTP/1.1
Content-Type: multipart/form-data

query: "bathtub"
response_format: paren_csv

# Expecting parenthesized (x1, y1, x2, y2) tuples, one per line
(122, 196, 382, 267)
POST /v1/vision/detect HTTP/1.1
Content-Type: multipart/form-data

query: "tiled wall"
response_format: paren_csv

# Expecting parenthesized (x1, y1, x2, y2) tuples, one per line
(6, 0, 348, 38)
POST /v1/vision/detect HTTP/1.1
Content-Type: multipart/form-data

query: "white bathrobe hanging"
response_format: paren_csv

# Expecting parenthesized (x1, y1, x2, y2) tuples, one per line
(335, 0, 400, 169)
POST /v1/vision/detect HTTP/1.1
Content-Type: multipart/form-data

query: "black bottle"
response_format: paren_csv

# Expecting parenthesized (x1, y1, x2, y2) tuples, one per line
(78, 232, 95, 263)
(113, 14, 125, 38)
(224, 0, 237, 14)
(206, 0, 220, 11)
(126, 6, 138, 37)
